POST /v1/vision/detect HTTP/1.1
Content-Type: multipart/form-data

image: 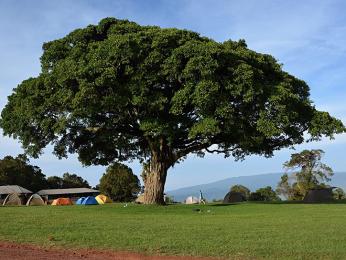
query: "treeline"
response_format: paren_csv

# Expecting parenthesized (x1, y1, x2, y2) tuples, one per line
(0, 155, 90, 192)
(229, 185, 280, 202)
(228, 150, 346, 202)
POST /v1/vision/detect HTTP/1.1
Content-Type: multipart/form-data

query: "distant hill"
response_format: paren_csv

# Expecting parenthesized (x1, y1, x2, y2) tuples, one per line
(166, 172, 346, 202)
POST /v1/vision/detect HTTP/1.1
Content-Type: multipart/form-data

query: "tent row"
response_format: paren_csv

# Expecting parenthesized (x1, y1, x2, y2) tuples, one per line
(2, 193, 113, 206)
(52, 195, 113, 206)
(2, 193, 45, 206)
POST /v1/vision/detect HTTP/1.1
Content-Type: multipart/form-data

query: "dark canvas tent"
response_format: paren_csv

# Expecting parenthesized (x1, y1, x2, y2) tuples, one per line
(26, 194, 45, 206)
(2, 193, 24, 206)
(303, 188, 334, 203)
(81, 196, 98, 205)
(223, 192, 245, 203)
(0, 185, 32, 204)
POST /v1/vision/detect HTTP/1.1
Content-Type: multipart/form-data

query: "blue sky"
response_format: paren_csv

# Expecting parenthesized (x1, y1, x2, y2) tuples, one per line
(0, 0, 346, 190)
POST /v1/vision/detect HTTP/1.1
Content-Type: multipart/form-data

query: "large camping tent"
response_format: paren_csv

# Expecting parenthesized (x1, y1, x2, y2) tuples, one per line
(303, 188, 334, 203)
(81, 196, 98, 205)
(2, 193, 23, 206)
(76, 197, 86, 205)
(0, 186, 32, 204)
(51, 198, 73, 206)
(223, 192, 245, 203)
(185, 196, 199, 204)
(95, 194, 112, 204)
(26, 194, 45, 206)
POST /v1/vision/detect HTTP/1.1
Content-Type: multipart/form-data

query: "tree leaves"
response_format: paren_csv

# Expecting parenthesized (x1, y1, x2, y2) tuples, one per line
(0, 17, 344, 167)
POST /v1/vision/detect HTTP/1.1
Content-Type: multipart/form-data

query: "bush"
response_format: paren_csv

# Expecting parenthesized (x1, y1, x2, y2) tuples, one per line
(249, 186, 280, 201)
(99, 163, 140, 202)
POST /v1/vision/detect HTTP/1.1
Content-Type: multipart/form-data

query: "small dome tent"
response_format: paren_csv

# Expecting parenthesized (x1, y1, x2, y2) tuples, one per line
(135, 194, 145, 204)
(95, 194, 112, 204)
(76, 197, 86, 205)
(2, 193, 23, 206)
(303, 188, 334, 203)
(26, 194, 45, 206)
(81, 196, 98, 205)
(185, 196, 199, 204)
(51, 198, 73, 206)
(223, 192, 245, 203)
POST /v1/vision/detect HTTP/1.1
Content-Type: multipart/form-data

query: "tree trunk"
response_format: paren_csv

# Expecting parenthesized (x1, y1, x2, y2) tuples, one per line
(143, 159, 168, 205)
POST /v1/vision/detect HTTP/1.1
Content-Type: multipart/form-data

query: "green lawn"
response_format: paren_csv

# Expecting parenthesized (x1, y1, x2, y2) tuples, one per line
(1, 203, 346, 259)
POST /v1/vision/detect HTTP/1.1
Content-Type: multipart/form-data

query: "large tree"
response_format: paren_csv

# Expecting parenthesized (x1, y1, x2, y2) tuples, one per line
(277, 149, 333, 200)
(0, 155, 47, 192)
(0, 18, 344, 204)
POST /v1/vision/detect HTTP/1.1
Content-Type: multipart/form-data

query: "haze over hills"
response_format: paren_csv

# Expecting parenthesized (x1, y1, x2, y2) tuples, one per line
(166, 172, 346, 202)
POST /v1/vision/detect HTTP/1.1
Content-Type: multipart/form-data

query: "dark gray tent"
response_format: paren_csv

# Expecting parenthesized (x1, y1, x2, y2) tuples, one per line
(303, 188, 334, 203)
(223, 191, 245, 203)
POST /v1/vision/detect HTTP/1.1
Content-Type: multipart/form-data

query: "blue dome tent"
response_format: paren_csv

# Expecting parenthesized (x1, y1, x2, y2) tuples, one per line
(81, 196, 99, 205)
(76, 197, 86, 205)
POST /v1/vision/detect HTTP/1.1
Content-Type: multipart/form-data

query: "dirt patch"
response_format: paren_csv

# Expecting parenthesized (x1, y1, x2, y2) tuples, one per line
(0, 241, 220, 260)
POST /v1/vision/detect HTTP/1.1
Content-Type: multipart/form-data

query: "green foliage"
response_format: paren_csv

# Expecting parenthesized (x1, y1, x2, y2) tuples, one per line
(0, 155, 47, 192)
(47, 172, 90, 189)
(46, 176, 64, 189)
(99, 162, 140, 202)
(249, 186, 280, 201)
(333, 188, 346, 200)
(277, 149, 333, 200)
(0, 17, 343, 166)
(230, 184, 250, 200)
(164, 195, 175, 204)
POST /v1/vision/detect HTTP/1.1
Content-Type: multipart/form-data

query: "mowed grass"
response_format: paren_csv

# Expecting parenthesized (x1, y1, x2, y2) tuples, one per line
(1, 203, 346, 259)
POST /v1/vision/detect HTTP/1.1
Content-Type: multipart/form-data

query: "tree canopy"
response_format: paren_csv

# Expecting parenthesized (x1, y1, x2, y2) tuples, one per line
(276, 149, 333, 200)
(333, 188, 345, 200)
(1, 18, 344, 204)
(47, 172, 90, 189)
(99, 162, 140, 202)
(0, 155, 47, 192)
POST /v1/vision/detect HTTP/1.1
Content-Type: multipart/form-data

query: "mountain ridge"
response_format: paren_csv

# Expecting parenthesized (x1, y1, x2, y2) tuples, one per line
(166, 172, 346, 202)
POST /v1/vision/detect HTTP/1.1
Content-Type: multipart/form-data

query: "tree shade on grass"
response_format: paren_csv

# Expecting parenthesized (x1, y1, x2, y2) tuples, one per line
(1, 203, 346, 259)
(0, 18, 344, 204)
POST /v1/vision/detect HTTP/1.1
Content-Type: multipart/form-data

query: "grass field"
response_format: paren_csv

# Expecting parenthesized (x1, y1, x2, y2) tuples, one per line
(1, 203, 346, 259)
